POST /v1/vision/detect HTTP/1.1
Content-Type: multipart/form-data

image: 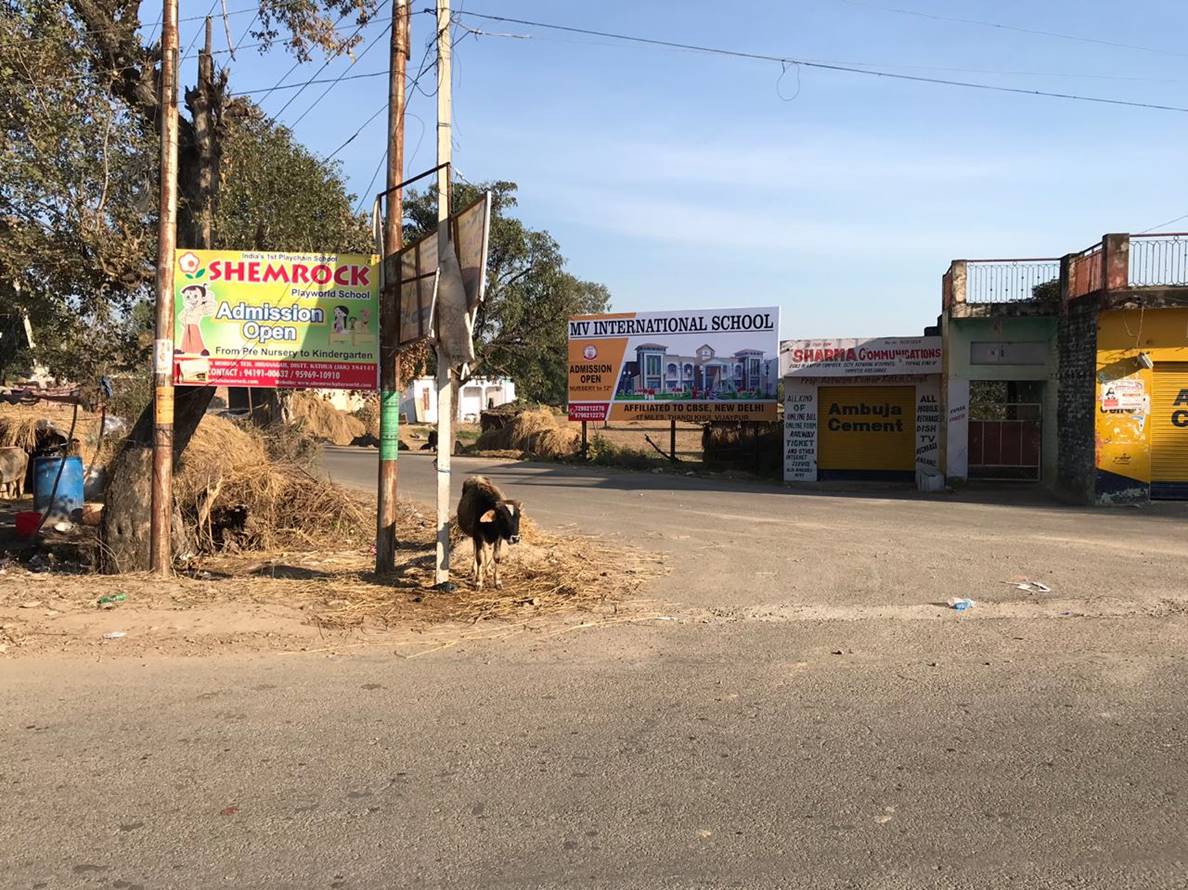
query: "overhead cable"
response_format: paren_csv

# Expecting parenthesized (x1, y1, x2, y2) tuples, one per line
(450, 10, 1188, 114)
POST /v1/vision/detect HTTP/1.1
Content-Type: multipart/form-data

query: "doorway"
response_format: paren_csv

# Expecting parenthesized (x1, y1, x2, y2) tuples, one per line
(968, 380, 1043, 481)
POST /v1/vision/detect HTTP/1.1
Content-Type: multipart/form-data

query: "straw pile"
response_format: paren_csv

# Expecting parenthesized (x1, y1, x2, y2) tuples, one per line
(354, 395, 380, 440)
(190, 504, 666, 630)
(0, 402, 105, 464)
(288, 391, 367, 446)
(475, 406, 579, 458)
(176, 414, 370, 552)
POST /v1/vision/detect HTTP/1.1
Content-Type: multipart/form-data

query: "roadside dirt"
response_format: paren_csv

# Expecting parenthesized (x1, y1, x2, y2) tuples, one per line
(0, 503, 668, 659)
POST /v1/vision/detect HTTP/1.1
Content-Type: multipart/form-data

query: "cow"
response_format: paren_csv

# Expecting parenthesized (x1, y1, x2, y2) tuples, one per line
(0, 447, 28, 499)
(456, 475, 522, 590)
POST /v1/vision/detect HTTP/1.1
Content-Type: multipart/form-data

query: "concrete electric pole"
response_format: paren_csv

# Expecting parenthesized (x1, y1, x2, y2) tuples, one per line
(376, 0, 411, 574)
(433, 0, 453, 587)
(150, 0, 179, 576)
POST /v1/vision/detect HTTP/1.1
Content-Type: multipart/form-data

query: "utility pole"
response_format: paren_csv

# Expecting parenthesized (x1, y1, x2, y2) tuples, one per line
(150, 0, 179, 576)
(376, 0, 410, 574)
(433, 0, 453, 587)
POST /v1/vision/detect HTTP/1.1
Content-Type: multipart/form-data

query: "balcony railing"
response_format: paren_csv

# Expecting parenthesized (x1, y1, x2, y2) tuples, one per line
(1129, 233, 1188, 287)
(1067, 242, 1104, 300)
(964, 258, 1060, 303)
(946, 233, 1188, 311)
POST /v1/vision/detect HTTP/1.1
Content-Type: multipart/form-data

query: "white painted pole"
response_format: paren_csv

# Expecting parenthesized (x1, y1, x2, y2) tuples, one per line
(433, 0, 453, 587)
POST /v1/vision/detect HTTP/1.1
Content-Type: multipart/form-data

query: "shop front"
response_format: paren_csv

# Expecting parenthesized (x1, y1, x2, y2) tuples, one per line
(781, 337, 943, 486)
(1095, 307, 1188, 501)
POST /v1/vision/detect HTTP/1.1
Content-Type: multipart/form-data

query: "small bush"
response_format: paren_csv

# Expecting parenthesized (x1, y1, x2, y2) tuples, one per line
(586, 433, 655, 471)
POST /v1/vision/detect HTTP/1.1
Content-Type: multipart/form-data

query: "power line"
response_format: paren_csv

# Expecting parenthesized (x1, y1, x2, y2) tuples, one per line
(181, 0, 221, 62)
(834, 0, 1188, 61)
(1138, 213, 1188, 235)
(325, 52, 436, 164)
(273, 2, 389, 120)
(227, 8, 261, 60)
(232, 70, 387, 96)
(0, 5, 254, 50)
(288, 21, 392, 127)
(450, 10, 1188, 114)
(249, 8, 358, 109)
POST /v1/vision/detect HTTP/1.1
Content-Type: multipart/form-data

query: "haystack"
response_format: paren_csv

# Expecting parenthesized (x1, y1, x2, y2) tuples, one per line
(0, 402, 105, 465)
(475, 406, 579, 458)
(176, 414, 369, 552)
(287, 391, 366, 446)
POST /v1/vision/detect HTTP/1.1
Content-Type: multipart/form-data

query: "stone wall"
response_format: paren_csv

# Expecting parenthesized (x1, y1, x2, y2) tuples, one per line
(1056, 297, 1098, 502)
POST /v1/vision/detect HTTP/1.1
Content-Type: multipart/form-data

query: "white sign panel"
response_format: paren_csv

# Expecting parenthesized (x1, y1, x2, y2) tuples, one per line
(783, 382, 818, 482)
(782, 337, 942, 378)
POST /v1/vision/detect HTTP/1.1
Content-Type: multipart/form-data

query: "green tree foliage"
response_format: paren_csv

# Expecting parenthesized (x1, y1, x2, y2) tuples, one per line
(216, 102, 372, 254)
(0, 0, 374, 381)
(0, 0, 156, 379)
(403, 181, 611, 405)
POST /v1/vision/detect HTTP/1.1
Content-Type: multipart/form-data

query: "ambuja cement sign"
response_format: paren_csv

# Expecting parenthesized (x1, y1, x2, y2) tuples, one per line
(781, 337, 942, 378)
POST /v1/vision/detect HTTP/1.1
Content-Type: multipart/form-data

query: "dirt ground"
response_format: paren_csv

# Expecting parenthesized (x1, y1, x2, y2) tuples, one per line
(0, 499, 666, 659)
(567, 419, 705, 460)
(406, 418, 706, 461)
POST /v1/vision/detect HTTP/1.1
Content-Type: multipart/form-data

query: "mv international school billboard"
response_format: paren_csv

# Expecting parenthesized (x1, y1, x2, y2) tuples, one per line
(567, 308, 780, 422)
(171, 249, 380, 390)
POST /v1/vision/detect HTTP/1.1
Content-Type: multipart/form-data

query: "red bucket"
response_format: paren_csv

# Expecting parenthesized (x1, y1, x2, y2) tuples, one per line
(14, 511, 42, 539)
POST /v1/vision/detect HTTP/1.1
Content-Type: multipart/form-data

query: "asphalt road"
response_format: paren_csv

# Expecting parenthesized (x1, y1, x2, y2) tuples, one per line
(6, 449, 1188, 888)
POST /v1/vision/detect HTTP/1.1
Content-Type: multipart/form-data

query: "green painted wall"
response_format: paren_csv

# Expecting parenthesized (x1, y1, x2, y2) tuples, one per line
(944, 316, 1060, 485)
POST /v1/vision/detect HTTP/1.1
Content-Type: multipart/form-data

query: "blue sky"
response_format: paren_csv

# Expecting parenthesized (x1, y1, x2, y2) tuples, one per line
(167, 0, 1188, 338)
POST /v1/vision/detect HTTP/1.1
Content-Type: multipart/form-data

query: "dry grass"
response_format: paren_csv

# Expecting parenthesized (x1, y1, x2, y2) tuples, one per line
(288, 391, 366, 446)
(176, 414, 370, 552)
(0, 403, 106, 465)
(354, 395, 380, 440)
(0, 499, 667, 653)
(236, 510, 665, 629)
(476, 406, 579, 458)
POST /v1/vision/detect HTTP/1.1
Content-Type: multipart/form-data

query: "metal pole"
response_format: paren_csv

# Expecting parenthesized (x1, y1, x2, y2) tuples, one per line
(433, 0, 453, 587)
(581, 420, 588, 457)
(150, 0, 179, 576)
(376, 0, 410, 574)
(670, 419, 676, 461)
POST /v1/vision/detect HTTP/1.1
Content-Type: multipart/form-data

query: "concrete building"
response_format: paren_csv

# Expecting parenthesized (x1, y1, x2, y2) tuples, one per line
(1055, 233, 1188, 503)
(942, 232, 1188, 503)
(940, 259, 1061, 486)
(402, 376, 516, 424)
(781, 336, 942, 486)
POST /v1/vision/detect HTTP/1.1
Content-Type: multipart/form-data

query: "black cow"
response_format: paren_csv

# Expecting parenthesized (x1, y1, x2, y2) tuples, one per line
(456, 476, 522, 589)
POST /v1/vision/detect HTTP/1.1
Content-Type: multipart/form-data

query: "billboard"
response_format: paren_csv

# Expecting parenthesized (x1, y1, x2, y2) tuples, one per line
(171, 250, 379, 390)
(567, 307, 780, 422)
(382, 192, 492, 347)
(781, 336, 942, 378)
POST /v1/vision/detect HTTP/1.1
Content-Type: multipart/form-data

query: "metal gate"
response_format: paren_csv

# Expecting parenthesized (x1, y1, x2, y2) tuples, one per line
(969, 402, 1042, 481)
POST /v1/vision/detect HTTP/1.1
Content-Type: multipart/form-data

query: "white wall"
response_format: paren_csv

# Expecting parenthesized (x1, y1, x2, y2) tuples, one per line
(402, 377, 517, 423)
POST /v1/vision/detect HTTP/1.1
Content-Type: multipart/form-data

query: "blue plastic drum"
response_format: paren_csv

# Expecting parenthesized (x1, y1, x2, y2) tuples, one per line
(33, 455, 84, 520)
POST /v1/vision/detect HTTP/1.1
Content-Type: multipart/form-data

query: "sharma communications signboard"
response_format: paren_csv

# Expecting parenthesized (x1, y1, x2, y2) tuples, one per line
(781, 336, 942, 378)
(171, 249, 379, 390)
(567, 307, 780, 422)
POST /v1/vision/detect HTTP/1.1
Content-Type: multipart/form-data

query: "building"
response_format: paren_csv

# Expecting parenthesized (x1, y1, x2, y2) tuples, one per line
(940, 258, 1061, 486)
(402, 376, 516, 424)
(942, 232, 1188, 503)
(1056, 233, 1188, 503)
(781, 336, 942, 485)
(617, 342, 778, 399)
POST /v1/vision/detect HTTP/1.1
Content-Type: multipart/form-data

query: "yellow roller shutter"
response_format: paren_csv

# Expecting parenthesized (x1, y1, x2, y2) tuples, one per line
(1152, 364, 1188, 483)
(818, 385, 916, 471)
